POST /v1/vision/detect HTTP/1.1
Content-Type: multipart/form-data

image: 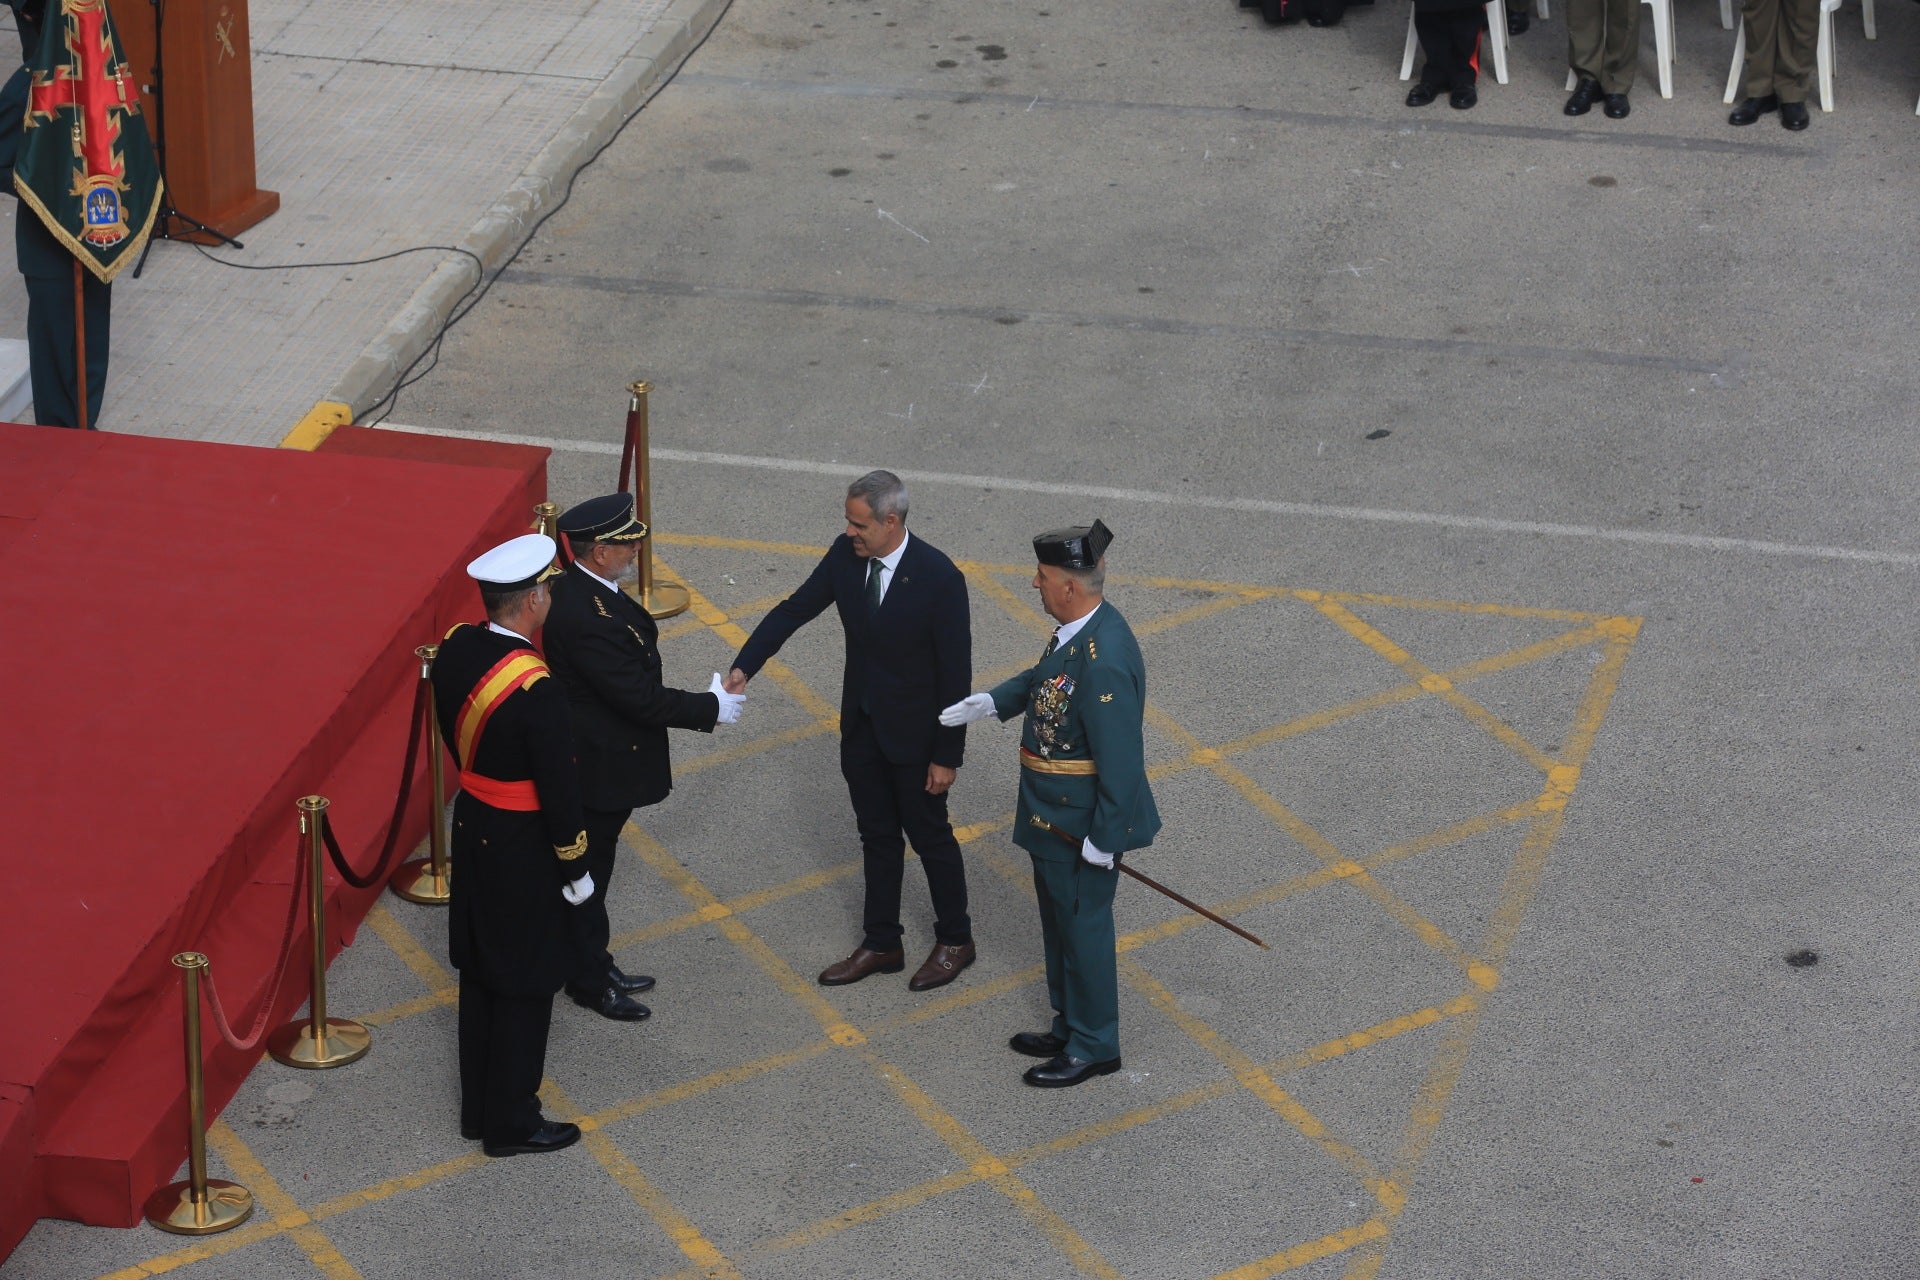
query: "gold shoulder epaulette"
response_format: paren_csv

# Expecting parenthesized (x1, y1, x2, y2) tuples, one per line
(556, 831, 587, 861)
(1087, 638, 1099, 661)
(443, 622, 467, 640)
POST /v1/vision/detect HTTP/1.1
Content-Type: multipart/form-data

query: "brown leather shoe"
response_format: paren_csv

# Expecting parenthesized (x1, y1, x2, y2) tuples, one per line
(818, 947, 905, 986)
(908, 942, 976, 991)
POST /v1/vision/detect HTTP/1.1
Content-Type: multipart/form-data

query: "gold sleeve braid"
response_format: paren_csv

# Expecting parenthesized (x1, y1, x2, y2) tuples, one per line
(555, 831, 588, 861)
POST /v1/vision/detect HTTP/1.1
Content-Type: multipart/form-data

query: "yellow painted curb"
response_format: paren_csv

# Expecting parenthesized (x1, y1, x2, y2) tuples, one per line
(280, 401, 353, 450)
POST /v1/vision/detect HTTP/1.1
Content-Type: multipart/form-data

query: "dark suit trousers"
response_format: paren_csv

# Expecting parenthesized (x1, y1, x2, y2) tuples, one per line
(839, 709, 972, 950)
(457, 980, 553, 1143)
(566, 806, 632, 991)
(1414, 9, 1484, 90)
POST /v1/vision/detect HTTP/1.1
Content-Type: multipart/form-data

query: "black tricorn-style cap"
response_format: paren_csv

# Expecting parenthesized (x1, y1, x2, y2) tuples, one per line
(557, 492, 648, 543)
(1033, 519, 1112, 569)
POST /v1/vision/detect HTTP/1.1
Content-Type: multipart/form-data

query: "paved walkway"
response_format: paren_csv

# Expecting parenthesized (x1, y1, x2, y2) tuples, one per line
(2, 0, 712, 445)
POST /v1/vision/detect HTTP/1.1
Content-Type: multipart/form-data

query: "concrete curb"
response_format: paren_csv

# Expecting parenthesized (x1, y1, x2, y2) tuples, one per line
(326, 0, 734, 421)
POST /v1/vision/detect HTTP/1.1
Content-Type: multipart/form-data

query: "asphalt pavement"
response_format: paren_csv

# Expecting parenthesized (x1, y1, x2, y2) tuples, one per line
(5, 0, 1918, 1277)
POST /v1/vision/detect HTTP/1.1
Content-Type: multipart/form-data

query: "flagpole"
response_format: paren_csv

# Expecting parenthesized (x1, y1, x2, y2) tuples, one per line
(72, 260, 89, 432)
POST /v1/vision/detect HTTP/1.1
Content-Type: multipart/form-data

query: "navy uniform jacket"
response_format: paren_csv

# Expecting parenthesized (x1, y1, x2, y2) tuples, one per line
(431, 623, 588, 996)
(989, 603, 1161, 862)
(734, 532, 970, 769)
(542, 562, 718, 812)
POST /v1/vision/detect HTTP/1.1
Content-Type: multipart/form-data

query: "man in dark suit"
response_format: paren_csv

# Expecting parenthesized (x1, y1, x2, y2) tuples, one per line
(725, 470, 976, 991)
(430, 534, 590, 1156)
(542, 492, 743, 1022)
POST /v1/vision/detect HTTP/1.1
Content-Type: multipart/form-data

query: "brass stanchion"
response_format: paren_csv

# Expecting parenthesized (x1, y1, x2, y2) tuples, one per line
(266, 797, 372, 1068)
(533, 501, 559, 540)
(623, 380, 689, 620)
(143, 953, 254, 1235)
(391, 646, 451, 904)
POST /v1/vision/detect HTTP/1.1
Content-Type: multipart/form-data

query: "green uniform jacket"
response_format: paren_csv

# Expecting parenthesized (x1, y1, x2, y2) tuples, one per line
(989, 602, 1161, 862)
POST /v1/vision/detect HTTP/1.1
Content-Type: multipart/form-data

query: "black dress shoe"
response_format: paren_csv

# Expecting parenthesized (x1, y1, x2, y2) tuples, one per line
(569, 985, 652, 1021)
(483, 1120, 581, 1158)
(1406, 81, 1441, 107)
(1564, 77, 1602, 115)
(1780, 100, 1810, 130)
(1023, 1053, 1123, 1088)
(1449, 87, 1477, 110)
(607, 965, 656, 995)
(1728, 93, 1779, 125)
(1009, 1031, 1067, 1058)
(1602, 92, 1630, 119)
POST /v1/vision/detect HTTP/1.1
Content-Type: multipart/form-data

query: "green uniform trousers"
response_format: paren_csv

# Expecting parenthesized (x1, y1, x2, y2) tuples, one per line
(1566, 0, 1642, 94)
(1740, 0, 1817, 102)
(1032, 853, 1120, 1062)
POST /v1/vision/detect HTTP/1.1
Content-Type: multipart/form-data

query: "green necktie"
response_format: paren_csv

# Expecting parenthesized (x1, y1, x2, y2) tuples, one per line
(865, 558, 884, 615)
(1042, 628, 1058, 658)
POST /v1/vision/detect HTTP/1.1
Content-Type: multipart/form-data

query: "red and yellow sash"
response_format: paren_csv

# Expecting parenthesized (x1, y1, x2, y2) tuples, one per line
(453, 649, 550, 773)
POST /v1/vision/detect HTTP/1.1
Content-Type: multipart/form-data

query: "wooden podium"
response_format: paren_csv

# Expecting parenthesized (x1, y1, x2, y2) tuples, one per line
(109, 0, 279, 242)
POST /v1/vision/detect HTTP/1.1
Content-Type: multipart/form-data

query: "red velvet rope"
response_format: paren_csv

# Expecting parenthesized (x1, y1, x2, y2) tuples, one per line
(201, 826, 309, 1052)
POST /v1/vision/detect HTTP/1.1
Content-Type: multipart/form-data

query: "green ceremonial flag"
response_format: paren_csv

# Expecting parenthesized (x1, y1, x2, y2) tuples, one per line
(13, 0, 163, 283)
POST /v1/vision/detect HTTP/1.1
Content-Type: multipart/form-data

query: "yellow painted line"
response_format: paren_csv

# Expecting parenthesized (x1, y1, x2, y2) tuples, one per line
(961, 563, 1053, 636)
(546, 1082, 745, 1278)
(626, 818, 864, 1043)
(758, 1167, 986, 1253)
(589, 1038, 838, 1131)
(360, 902, 453, 992)
(356, 985, 456, 1027)
(1131, 589, 1273, 638)
(1145, 704, 1500, 990)
(1215, 1218, 1391, 1280)
(207, 1122, 363, 1278)
(278, 400, 352, 451)
(658, 589, 796, 639)
(653, 557, 841, 722)
(1342, 622, 1640, 1276)
(1310, 587, 1606, 624)
(1309, 597, 1559, 774)
(675, 716, 837, 780)
(863, 960, 1049, 1036)
(95, 1220, 290, 1278)
(1121, 958, 1403, 1213)
(952, 814, 1013, 845)
(863, 1052, 1124, 1280)
(310, 1151, 489, 1220)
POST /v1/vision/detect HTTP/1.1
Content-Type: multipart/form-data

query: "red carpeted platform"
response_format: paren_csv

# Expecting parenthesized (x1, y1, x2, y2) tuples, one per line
(0, 422, 548, 1260)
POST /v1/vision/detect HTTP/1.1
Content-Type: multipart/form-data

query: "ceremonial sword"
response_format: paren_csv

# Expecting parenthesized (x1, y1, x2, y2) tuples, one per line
(1028, 815, 1269, 950)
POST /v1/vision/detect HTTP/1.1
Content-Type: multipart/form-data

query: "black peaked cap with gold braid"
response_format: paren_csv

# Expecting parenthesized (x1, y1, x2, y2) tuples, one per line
(558, 492, 649, 544)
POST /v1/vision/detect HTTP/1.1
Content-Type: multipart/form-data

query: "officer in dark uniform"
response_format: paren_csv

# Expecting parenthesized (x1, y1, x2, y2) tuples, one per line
(431, 533, 591, 1157)
(942, 521, 1161, 1088)
(5, 0, 112, 430)
(541, 492, 742, 1021)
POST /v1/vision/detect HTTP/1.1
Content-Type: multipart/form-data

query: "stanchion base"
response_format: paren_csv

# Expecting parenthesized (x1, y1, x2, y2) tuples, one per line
(143, 1179, 254, 1235)
(266, 1017, 372, 1069)
(630, 580, 690, 620)
(390, 857, 451, 904)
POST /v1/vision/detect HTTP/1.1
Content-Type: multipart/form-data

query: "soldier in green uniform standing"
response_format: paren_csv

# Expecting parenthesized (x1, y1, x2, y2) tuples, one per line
(6, 0, 115, 429)
(942, 520, 1160, 1088)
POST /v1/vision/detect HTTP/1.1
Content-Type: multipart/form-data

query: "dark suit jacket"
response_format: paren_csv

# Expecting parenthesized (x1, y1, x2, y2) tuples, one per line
(431, 623, 587, 995)
(734, 532, 970, 768)
(543, 563, 718, 812)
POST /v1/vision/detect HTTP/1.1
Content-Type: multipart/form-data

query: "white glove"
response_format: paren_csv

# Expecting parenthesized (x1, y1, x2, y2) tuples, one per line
(939, 692, 996, 727)
(1080, 838, 1115, 870)
(562, 871, 595, 905)
(709, 672, 744, 725)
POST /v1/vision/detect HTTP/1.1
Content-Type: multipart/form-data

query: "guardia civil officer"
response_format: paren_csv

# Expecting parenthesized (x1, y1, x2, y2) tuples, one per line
(941, 521, 1160, 1087)
(542, 493, 744, 1022)
(431, 534, 591, 1156)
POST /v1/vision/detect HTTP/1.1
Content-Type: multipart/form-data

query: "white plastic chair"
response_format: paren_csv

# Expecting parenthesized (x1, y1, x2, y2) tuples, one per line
(1401, 0, 1516, 86)
(1724, 0, 1842, 111)
(1560, 0, 1676, 98)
